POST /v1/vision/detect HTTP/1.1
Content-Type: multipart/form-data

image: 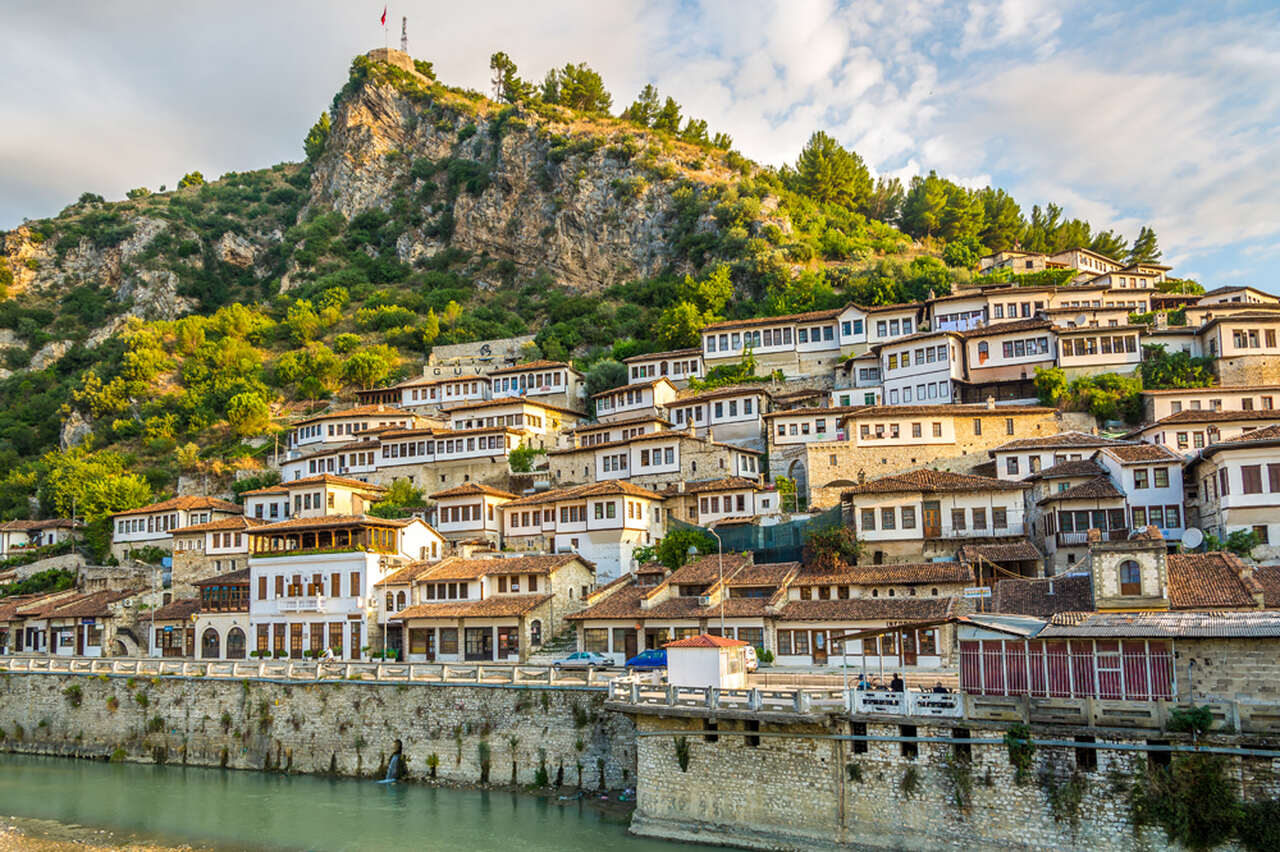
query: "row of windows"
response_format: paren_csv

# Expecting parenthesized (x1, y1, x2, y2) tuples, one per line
(698, 494, 749, 515)
(859, 506, 1009, 532)
(307, 450, 376, 474)
(630, 360, 699, 380)
(116, 511, 205, 535)
(840, 319, 865, 336)
(508, 500, 645, 529)
(1208, 463, 1280, 499)
(1231, 328, 1278, 349)
(1131, 505, 1183, 528)
(494, 371, 564, 391)
(887, 382, 950, 405)
(638, 447, 676, 467)
(256, 571, 362, 600)
(453, 413, 544, 430)
(1169, 397, 1274, 414)
(777, 419, 829, 437)
(1132, 467, 1171, 489)
(975, 336, 1052, 362)
(886, 344, 949, 372)
(874, 318, 915, 338)
(440, 503, 492, 524)
(597, 388, 649, 410)
(860, 421, 945, 440)
(990, 301, 1044, 319)
(1061, 335, 1138, 357)
(407, 381, 484, 402)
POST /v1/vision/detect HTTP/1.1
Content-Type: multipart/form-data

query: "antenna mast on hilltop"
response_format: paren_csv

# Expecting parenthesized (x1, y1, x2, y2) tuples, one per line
(401, 17, 408, 52)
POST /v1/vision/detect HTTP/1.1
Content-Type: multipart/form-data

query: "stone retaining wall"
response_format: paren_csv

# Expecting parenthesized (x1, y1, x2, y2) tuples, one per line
(0, 673, 636, 790)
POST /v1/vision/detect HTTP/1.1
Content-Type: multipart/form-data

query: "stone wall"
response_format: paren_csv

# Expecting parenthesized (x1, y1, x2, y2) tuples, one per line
(0, 673, 636, 790)
(629, 713, 1280, 851)
(1214, 355, 1280, 387)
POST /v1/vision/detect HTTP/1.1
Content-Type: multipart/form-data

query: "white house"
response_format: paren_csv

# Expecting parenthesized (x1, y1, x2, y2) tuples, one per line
(1128, 410, 1280, 457)
(990, 431, 1136, 481)
(246, 515, 443, 660)
(242, 474, 387, 521)
(486, 360, 586, 410)
(664, 634, 750, 689)
(0, 519, 78, 558)
(502, 481, 667, 582)
(1094, 444, 1186, 543)
(623, 348, 703, 386)
(1192, 424, 1280, 559)
(593, 378, 679, 423)
(663, 477, 780, 526)
(1140, 385, 1280, 423)
(1055, 325, 1143, 377)
(110, 496, 242, 560)
(665, 385, 769, 449)
(957, 318, 1056, 404)
(285, 405, 428, 457)
(877, 331, 962, 406)
(429, 482, 517, 544)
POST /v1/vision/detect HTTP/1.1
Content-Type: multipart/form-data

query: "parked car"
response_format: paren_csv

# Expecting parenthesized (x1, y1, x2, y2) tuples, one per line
(551, 651, 611, 670)
(743, 645, 759, 673)
(624, 649, 667, 670)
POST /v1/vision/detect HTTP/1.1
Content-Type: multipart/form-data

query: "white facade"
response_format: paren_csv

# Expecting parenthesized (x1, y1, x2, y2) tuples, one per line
(879, 333, 961, 406)
(625, 350, 703, 385)
(1095, 448, 1185, 542)
(593, 379, 678, 423)
(851, 489, 1026, 543)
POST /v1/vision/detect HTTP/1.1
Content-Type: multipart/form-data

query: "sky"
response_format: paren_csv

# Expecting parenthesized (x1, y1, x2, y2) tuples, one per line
(2, 1, 1278, 287)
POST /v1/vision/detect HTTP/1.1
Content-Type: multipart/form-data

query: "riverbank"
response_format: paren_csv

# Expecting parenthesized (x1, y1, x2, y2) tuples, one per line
(0, 816, 205, 851)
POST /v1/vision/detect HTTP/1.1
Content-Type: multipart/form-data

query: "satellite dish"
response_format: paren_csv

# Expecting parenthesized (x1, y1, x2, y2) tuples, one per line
(1074, 313, 1088, 327)
(1182, 527, 1203, 549)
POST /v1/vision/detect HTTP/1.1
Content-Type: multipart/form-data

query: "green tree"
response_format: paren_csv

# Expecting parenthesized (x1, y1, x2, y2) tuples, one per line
(802, 524, 861, 571)
(369, 478, 425, 518)
(539, 69, 560, 103)
(978, 187, 1024, 251)
(900, 171, 949, 238)
(226, 391, 272, 437)
(711, 132, 733, 150)
(652, 528, 717, 571)
(864, 176, 905, 223)
(508, 445, 545, 473)
(284, 299, 322, 343)
(623, 84, 660, 126)
(342, 344, 397, 389)
(942, 236, 983, 269)
(652, 97, 682, 133)
(177, 171, 205, 189)
(792, 131, 872, 209)
(549, 63, 612, 114)
(653, 301, 713, 349)
(584, 359, 628, 400)
(679, 118, 709, 145)
(125, 187, 151, 200)
(420, 309, 441, 347)
(1090, 229, 1127, 260)
(1139, 344, 1215, 389)
(304, 112, 331, 164)
(489, 52, 531, 103)
(1034, 367, 1070, 407)
(1128, 225, 1162, 263)
(681, 263, 733, 313)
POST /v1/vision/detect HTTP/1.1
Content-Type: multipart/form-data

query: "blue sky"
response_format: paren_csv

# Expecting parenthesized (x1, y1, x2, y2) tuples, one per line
(2, 1, 1277, 288)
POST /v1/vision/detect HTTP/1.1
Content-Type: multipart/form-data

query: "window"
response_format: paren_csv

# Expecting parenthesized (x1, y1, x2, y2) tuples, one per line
(932, 422, 943, 437)
(1268, 464, 1280, 492)
(860, 509, 876, 531)
(951, 508, 966, 531)
(901, 507, 916, 529)
(1134, 469, 1149, 489)
(1119, 561, 1141, 596)
(1153, 468, 1169, 488)
(993, 507, 1007, 529)
(1242, 465, 1263, 494)
(1007, 457, 1019, 475)
(973, 419, 982, 436)
(1219, 468, 1230, 496)
(972, 508, 987, 530)
(1006, 418, 1015, 435)
(881, 508, 896, 530)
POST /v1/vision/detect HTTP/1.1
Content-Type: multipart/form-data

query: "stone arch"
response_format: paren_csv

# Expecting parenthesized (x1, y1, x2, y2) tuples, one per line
(226, 627, 246, 659)
(784, 458, 808, 508)
(201, 628, 220, 659)
(396, 591, 406, 610)
(530, 619, 543, 646)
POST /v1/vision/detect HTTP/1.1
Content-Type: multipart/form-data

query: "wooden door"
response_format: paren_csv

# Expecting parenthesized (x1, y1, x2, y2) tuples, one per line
(76, 624, 85, 655)
(289, 624, 303, 659)
(812, 631, 828, 665)
(922, 501, 942, 538)
(624, 631, 638, 659)
(901, 630, 917, 666)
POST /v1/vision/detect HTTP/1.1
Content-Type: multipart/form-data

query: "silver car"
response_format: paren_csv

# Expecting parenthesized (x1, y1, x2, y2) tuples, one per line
(552, 651, 611, 670)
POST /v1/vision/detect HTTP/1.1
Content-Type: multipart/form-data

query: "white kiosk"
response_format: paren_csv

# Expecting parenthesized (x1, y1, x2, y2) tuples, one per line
(665, 634, 750, 689)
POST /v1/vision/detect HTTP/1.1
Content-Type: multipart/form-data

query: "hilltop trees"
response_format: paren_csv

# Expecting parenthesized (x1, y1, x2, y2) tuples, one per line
(304, 113, 331, 164)
(1128, 226, 1162, 263)
(620, 85, 732, 149)
(791, 131, 872, 210)
(541, 63, 612, 114)
(489, 52, 532, 104)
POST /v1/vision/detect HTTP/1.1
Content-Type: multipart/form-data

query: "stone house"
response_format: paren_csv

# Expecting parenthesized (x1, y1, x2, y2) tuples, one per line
(790, 403, 1060, 508)
(1190, 424, 1280, 559)
(110, 496, 241, 561)
(144, 597, 199, 658)
(831, 352, 883, 406)
(169, 516, 265, 597)
(1140, 384, 1280, 423)
(501, 481, 666, 582)
(990, 430, 1133, 481)
(1048, 246, 1123, 278)
(0, 519, 79, 557)
(841, 469, 1030, 565)
(623, 347, 703, 387)
(2, 589, 138, 656)
(1199, 312, 1280, 385)
(191, 568, 251, 659)
(242, 474, 387, 520)
(384, 553, 595, 663)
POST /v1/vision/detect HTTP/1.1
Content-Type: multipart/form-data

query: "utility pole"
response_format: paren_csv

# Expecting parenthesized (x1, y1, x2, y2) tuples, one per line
(400, 17, 408, 53)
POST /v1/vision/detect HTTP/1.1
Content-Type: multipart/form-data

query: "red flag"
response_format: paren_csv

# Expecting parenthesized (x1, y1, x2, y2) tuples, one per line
(380, 6, 387, 25)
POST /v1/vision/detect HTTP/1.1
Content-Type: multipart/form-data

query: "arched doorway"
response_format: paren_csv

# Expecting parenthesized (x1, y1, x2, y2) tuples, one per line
(201, 628, 220, 659)
(784, 458, 808, 510)
(530, 619, 542, 646)
(226, 628, 246, 659)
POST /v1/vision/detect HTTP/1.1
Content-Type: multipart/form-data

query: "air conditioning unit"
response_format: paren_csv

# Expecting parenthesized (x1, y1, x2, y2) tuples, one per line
(698, 596, 712, 607)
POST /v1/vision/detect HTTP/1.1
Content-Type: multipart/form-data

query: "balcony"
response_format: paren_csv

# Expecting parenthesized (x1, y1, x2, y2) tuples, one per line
(1056, 529, 1127, 547)
(277, 596, 327, 613)
(923, 527, 1018, 541)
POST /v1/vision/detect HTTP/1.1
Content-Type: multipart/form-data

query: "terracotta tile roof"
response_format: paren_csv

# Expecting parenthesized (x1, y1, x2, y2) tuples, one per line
(993, 574, 1093, 617)
(195, 568, 250, 586)
(842, 469, 1027, 496)
(958, 540, 1044, 564)
(293, 404, 416, 425)
(404, 554, 590, 582)
(0, 518, 78, 531)
(147, 598, 201, 622)
(670, 385, 771, 405)
(993, 430, 1129, 452)
(0, 594, 44, 621)
(958, 318, 1053, 339)
(1144, 409, 1280, 427)
(792, 562, 973, 586)
(665, 634, 748, 648)
(1102, 444, 1183, 463)
(173, 516, 268, 535)
(1202, 424, 1280, 454)
(245, 514, 409, 534)
(112, 496, 241, 518)
(854, 301, 924, 314)
(394, 594, 552, 620)
(1140, 384, 1280, 395)
(566, 584, 648, 620)
(486, 360, 578, 375)
(663, 553, 757, 587)
(1031, 459, 1107, 479)
(840, 404, 1055, 419)
(622, 347, 703, 362)
(504, 481, 666, 507)
(969, 460, 998, 478)
(374, 561, 441, 587)
(1253, 566, 1280, 609)
(242, 475, 387, 496)
(1166, 552, 1261, 610)
(1037, 476, 1125, 503)
(662, 477, 765, 496)
(777, 597, 957, 622)
(701, 307, 845, 331)
(44, 590, 134, 619)
(590, 378, 676, 398)
(568, 414, 671, 433)
(429, 483, 519, 500)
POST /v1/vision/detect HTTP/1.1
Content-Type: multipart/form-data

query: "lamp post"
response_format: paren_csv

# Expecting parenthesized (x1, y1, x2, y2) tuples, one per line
(694, 526, 726, 635)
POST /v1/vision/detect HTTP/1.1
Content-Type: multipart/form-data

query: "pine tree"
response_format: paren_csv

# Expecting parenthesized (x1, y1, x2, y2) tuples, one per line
(977, 187, 1025, 251)
(900, 172, 948, 238)
(652, 97, 682, 133)
(488, 52, 529, 104)
(792, 131, 871, 210)
(553, 63, 612, 114)
(1127, 226, 1162, 264)
(1090, 230, 1127, 260)
(864, 176, 905, 223)
(623, 84, 660, 127)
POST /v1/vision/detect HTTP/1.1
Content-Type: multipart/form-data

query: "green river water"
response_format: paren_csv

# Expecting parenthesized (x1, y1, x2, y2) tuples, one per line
(0, 754, 712, 851)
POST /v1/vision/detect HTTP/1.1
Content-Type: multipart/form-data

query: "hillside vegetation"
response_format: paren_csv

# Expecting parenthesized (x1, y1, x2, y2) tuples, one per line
(0, 49, 1166, 555)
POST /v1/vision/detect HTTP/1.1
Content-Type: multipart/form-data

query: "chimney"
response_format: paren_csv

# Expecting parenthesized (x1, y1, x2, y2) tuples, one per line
(986, 396, 996, 410)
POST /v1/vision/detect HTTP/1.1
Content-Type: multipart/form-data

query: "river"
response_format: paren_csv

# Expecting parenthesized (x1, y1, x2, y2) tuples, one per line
(0, 754, 709, 851)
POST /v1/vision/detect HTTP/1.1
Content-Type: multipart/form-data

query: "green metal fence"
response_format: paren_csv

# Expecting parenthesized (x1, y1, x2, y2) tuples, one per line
(671, 505, 844, 564)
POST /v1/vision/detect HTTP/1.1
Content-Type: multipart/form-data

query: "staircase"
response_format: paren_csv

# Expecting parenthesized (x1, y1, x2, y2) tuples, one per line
(526, 625, 579, 665)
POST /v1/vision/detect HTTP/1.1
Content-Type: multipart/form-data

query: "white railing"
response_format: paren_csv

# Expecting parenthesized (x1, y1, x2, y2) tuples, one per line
(277, 596, 326, 613)
(0, 655, 619, 687)
(607, 676, 962, 719)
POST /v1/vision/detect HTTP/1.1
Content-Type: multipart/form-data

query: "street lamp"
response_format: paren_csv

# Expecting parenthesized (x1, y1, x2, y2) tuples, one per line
(693, 526, 726, 635)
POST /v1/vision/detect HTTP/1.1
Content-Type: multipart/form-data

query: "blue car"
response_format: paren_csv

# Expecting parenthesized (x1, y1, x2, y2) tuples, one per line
(624, 649, 667, 670)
